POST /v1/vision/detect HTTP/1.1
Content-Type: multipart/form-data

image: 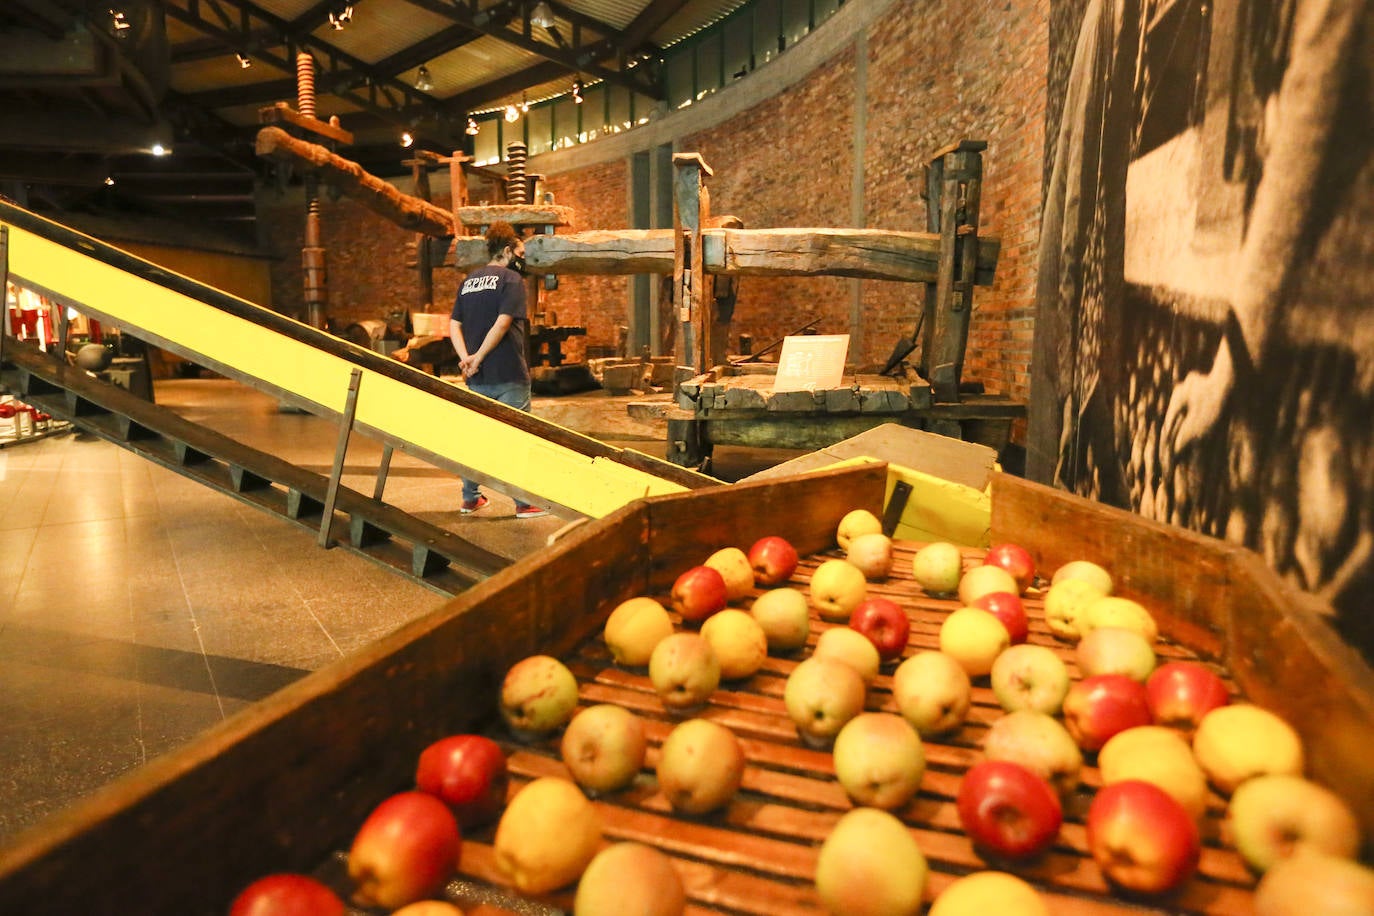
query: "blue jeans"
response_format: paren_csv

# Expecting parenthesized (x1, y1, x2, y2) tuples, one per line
(462, 379, 535, 510)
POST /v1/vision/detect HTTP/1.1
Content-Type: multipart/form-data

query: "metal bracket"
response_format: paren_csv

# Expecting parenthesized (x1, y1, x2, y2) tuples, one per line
(882, 480, 914, 537)
(319, 368, 363, 548)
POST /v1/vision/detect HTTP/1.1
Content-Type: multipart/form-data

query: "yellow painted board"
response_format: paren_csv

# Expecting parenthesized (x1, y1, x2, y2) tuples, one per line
(4, 219, 687, 518)
(824, 456, 994, 547)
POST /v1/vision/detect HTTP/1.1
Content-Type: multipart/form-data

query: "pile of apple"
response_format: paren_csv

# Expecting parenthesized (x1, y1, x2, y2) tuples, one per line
(228, 508, 1373, 916)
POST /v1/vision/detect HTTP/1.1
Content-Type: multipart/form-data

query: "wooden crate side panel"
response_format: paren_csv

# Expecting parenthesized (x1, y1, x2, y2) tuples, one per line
(0, 503, 652, 916)
(642, 464, 889, 590)
(1224, 552, 1374, 841)
(990, 473, 1234, 659)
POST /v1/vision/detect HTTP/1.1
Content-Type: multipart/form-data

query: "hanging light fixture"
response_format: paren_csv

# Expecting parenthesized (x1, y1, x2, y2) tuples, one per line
(104, 176, 115, 187)
(415, 65, 434, 91)
(465, 117, 480, 136)
(504, 104, 520, 123)
(572, 79, 584, 104)
(235, 52, 252, 69)
(401, 132, 414, 148)
(109, 8, 132, 38)
(519, 92, 529, 114)
(530, 1, 556, 29)
(328, 3, 353, 30)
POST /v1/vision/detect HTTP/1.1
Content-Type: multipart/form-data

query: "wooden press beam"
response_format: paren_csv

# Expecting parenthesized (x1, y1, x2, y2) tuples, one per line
(920, 140, 986, 403)
(673, 153, 713, 373)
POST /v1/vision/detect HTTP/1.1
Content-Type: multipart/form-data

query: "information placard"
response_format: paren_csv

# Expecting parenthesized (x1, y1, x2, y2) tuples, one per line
(773, 334, 850, 392)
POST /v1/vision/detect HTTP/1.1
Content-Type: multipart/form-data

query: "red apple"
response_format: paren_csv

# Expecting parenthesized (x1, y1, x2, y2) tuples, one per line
(1146, 661, 1230, 735)
(748, 536, 799, 586)
(671, 565, 729, 623)
(983, 543, 1036, 593)
(971, 591, 1029, 644)
(348, 791, 462, 910)
(1087, 780, 1200, 894)
(1062, 674, 1152, 751)
(415, 734, 508, 827)
(229, 874, 345, 916)
(957, 760, 1063, 860)
(848, 597, 911, 661)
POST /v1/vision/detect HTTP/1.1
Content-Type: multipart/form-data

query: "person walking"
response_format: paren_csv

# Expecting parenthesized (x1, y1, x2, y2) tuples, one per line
(449, 221, 549, 518)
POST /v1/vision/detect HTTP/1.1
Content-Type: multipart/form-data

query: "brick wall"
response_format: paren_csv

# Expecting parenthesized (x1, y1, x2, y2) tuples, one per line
(255, 0, 1048, 439)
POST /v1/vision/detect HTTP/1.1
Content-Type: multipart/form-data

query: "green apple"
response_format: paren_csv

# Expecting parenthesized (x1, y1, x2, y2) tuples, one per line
(1076, 626, 1156, 681)
(500, 655, 580, 739)
(560, 704, 648, 795)
(1051, 559, 1114, 594)
(983, 710, 1083, 797)
(494, 777, 602, 894)
(704, 546, 755, 601)
(700, 609, 768, 680)
(749, 587, 812, 652)
(657, 718, 745, 814)
(603, 596, 675, 667)
(836, 508, 883, 550)
(1227, 775, 1362, 872)
(815, 808, 927, 916)
(989, 644, 1070, 714)
(784, 656, 866, 748)
(892, 650, 972, 736)
(1098, 725, 1209, 822)
(809, 559, 868, 621)
(648, 632, 721, 711)
(574, 842, 686, 916)
(938, 607, 1010, 677)
(1193, 704, 1304, 795)
(912, 541, 965, 596)
(813, 626, 881, 683)
(832, 713, 925, 810)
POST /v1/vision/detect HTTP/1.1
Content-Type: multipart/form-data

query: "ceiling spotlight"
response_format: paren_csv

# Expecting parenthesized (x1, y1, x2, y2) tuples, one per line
(572, 79, 584, 104)
(151, 143, 169, 156)
(328, 4, 353, 29)
(104, 176, 115, 187)
(235, 52, 252, 69)
(401, 132, 414, 148)
(415, 64, 434, 92)
(530, 1, 556, 29)
(504, 104, 520, 123)
(465, 117, 479, 136)
(109, 8, 131, 37)
(519, 93, 529, 113)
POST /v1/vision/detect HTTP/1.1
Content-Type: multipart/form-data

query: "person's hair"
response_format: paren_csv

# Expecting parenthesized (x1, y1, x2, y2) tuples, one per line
(485, 221, 519, 259)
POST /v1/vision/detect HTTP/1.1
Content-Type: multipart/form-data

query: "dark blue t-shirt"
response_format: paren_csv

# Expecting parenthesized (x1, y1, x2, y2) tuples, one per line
(451, 264, 529, 384)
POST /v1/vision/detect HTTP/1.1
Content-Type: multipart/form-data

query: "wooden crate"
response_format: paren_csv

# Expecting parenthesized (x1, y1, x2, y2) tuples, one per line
(0, 466, 1369, 914)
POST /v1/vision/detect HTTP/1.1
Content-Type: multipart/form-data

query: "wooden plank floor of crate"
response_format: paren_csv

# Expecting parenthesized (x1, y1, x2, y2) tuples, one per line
(436, 541, 1259, 915)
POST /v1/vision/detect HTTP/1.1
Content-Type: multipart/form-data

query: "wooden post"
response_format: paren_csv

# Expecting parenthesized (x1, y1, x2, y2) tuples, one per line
(672, 153, 713, 373)
(920, 139, 986, 403)
(409, 156, 434, 310)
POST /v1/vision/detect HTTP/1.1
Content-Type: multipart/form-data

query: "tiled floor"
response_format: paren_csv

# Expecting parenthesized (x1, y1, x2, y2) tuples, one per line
(0, 377, 690, 844)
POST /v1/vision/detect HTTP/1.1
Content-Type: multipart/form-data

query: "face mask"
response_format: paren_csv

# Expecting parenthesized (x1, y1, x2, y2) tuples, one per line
(509, 254, 527, 275)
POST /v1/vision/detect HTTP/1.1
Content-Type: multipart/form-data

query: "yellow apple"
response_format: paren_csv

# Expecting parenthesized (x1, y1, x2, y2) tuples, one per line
(494, 777, 601, 894)
(846, 532, 895, 580)
(603, 596, 675, 667)
(812, 626, 881, 683)
(704, 546, 755, 601)
(1043, 578, 1106, 641)
(392, 903, 464, 916)
(1078, 595, 1158, 644)
(749, 587, 812, 652)
(892, 651, 973, 736)
(657, 718, 745, 814)
(928, 871, 1050, 916)
(957, 565, 1018, 606)
(560, 704, 648, 795)
(912, 541, 965, 596)
(574, 842, 686, 916)
(1227, 775, 1362, 872)
(648, 632, 720, 710)
(1052, 559, 1114, 594)
(1098, 725, 1210, 822)
(832, 713, 925, 810)
(784, 656, 866, 747)
(816, 807, 927, 915)
(1193, 704, 1304, 794)
(836, 508, 883, 550)
(1254, 850, 1374, 915)
(700, 609, 768, 680)
(809, 559, 868, 621)
(983, 710, 1083, 797)
(938, 607, 1010, 677)
(500, 655, 580, 738)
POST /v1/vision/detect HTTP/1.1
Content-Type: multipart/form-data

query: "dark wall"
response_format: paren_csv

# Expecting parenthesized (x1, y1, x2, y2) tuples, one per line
(1030, 0, 1374, 653)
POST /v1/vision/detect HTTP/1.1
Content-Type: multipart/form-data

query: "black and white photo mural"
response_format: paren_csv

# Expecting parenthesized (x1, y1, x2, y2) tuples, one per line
(1029, 0, 1374, 656)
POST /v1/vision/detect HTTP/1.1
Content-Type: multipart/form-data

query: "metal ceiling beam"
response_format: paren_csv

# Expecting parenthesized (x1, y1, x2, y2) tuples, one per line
(440, 58, 567, 113)
(400, 0, 664, 100)
(621, 0, 692, 50)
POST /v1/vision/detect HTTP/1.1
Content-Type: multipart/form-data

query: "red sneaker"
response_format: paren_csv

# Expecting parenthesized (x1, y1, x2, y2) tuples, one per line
(460, 495, 489, 514)
(515, 505, 549, 519)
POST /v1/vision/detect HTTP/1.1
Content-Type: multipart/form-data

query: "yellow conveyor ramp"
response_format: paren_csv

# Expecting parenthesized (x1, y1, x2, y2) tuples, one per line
(1, 201, 714, 519)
